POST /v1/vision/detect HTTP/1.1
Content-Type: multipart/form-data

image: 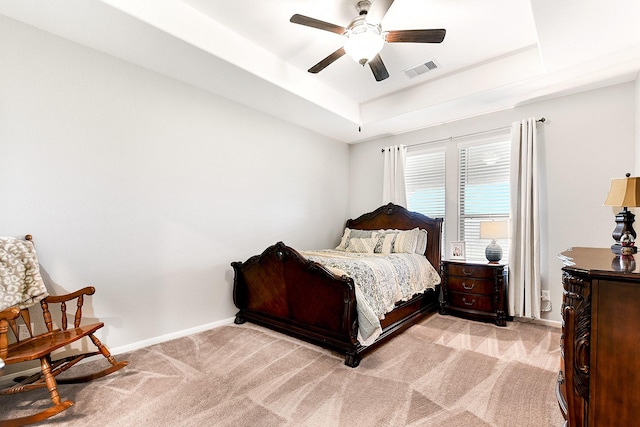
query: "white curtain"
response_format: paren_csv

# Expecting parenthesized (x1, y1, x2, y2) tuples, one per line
(508, 118, 541, 319)
(382, 145, 407, 207)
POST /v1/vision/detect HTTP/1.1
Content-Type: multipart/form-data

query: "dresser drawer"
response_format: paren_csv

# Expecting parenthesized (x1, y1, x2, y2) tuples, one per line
(449, 291, 494, 312)
(447, 263, 496, 279)
(447, 276, 494, 295)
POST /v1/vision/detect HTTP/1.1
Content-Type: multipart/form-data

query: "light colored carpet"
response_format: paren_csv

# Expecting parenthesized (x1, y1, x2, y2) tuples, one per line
(1, 314, 563, 426)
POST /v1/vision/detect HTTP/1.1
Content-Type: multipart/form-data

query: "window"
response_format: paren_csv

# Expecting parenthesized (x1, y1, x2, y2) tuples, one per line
(404, 131, 511, 264)
(458, 139, 511, 262)
(405, 147, 446, 246)
(405, 148, 446, 218)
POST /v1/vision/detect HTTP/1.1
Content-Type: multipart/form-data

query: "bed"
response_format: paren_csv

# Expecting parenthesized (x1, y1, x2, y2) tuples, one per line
(231, 203, 443, 367)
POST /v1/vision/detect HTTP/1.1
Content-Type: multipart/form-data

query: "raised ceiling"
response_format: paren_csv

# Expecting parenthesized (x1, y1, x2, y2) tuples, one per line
(1, 0, 639, 143)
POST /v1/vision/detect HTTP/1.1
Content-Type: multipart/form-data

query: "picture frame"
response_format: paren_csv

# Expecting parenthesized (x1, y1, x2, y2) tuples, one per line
(450, 241, 466, 260)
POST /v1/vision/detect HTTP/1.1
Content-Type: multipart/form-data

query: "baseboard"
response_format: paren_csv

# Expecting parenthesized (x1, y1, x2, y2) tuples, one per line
(513, 316, 562, 328)
(0, 316, 236, 388)
(110, 316, 236, 355)
(534, 318, 562, 328)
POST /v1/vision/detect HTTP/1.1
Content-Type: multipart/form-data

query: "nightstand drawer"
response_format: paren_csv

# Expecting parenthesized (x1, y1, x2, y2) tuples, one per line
(446, 276, 494, 295)
(449, 291, 494, 312)
(447, 263, 496, 279)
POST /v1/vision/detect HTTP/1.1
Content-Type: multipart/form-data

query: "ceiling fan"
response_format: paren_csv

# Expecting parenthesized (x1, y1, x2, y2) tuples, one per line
(290, 0, 446, 82)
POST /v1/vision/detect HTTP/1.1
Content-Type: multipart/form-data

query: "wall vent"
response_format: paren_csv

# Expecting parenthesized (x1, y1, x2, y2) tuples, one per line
(403, 60, 439, 78)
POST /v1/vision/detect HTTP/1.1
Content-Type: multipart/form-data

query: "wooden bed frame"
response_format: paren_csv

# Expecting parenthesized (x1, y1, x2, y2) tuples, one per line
(231, 203, 443, 367)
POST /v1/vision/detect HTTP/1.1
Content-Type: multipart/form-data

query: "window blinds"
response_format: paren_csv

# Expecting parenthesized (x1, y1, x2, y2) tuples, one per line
(405, 148, 446, 219)
(458, 139, 511, 262)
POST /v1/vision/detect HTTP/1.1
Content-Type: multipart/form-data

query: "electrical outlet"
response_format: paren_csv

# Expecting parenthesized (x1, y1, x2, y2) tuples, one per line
(541, 290, 552, 312)
(18, 324, 33, 340)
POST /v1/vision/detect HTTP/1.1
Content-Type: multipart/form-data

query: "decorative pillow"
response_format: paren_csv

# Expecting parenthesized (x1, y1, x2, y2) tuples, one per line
(336, 228, 351, 250)
(374, 231, 398, 254)
(346, 237, 377, 253)
(371, 228, 422, 254)
(392, 228, 421, 253)
(415, 229, 428, 255)
(336, 228, 378, 250)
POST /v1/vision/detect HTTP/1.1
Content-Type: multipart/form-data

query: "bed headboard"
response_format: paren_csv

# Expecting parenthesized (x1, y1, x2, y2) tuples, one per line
(346, 203, 443, 271)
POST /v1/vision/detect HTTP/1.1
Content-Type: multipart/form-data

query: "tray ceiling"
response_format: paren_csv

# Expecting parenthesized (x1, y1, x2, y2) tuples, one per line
(1, 0, 638, 143)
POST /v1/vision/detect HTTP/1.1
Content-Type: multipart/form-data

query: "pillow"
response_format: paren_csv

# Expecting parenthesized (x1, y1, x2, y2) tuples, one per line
(346, 237, 377, 253)
(392, 227, 421, 253)
(336, 228, 378, 250)
(339, 227, 422, 254)
(373, 228, 421, 254)
(415, 229, 428, 255)
(374, 231, 398, 254)
(336, 228, 351, 250)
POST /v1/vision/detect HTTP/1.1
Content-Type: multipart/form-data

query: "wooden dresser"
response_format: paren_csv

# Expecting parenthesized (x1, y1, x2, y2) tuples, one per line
(440, 260, 508, 326)
(558, 247, 640, 427)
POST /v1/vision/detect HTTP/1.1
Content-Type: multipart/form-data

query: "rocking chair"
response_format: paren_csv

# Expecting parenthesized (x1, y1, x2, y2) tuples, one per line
(0, 236, 128, 426)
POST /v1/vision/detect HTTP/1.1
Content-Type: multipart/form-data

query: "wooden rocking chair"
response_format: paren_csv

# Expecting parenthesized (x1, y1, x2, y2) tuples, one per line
(0, 240, 128, 426)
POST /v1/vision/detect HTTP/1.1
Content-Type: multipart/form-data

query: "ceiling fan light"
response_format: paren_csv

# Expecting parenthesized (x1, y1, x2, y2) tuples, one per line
(344, 24, 384, 65)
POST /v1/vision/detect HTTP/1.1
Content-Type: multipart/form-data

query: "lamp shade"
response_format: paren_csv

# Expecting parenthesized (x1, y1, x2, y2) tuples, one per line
(344, 23, 384, 65)
(480, 220, 509, 240)
(604, 176, 640, 207)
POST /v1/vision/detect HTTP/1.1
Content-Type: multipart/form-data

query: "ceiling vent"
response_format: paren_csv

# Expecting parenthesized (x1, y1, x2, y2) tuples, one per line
(403, 60, 439, 78)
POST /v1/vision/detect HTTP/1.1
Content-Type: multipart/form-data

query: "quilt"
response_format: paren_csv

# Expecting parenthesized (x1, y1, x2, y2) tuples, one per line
(301, 250, 440, 346)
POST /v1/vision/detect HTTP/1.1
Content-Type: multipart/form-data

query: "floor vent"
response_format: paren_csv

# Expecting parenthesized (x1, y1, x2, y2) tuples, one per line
(403, 60, 439, 78)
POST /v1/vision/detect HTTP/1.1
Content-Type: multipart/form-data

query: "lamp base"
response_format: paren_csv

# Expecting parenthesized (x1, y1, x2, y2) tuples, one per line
(611, 243, 638, 255)
(485, 241, 503, 263)
(611, 208, 636, 245)
(612, 255, 637, 272)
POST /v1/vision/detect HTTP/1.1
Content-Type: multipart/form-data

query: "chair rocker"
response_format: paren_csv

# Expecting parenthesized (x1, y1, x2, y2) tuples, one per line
(0, 286, 128, 426)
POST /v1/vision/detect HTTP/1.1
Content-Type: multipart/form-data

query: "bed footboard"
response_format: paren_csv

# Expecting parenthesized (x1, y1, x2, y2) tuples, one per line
(232, 242, 361, 358)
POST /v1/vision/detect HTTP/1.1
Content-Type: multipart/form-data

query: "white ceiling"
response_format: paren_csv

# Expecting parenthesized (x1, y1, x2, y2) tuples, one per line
(1, 0, 639, 143)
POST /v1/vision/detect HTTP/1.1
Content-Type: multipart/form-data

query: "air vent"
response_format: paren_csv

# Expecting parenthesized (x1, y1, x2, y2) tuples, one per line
(403, 60, 439, 78)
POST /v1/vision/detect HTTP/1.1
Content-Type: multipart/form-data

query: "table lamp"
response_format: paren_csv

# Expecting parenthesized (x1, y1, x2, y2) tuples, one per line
(604, 173, 640, 254)
(480, 220, 509, 263)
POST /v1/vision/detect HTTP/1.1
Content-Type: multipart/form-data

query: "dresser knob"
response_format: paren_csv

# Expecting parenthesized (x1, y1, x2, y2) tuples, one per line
(462, 297, 476, 306)
(462, 282, 475, 290)
(462, 268, 473, 276)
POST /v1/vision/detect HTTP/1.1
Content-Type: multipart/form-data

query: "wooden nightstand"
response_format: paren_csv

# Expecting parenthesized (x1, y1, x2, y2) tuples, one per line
(440, 260, 508, 326)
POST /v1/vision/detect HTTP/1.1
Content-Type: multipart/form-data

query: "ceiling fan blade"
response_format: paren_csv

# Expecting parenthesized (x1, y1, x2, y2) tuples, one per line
(308, 47, 346, 73)
(366, 0, 395, 24)
(368, 54, 389, 82)
(290, 14, 346, 35)
(386, 29, 446, 43)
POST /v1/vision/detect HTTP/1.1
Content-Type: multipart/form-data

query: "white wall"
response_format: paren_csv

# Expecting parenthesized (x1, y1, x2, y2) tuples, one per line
(636, 76, 640, 172)
(0, 16, 350, 349)
(350, 82, 637, 323)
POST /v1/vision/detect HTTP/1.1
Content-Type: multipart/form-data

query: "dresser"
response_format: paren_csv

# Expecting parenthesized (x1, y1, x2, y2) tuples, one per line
(440, 261, 508, 326)
(558, 247, 640, 427)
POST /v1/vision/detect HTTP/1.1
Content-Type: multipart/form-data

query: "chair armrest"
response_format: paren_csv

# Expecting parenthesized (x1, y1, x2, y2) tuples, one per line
(43, 286, 96, 303)
(41, 287, 97, 331)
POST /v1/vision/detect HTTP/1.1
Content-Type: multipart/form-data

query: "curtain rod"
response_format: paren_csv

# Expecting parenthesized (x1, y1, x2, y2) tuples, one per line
(381, 117, 546, 152)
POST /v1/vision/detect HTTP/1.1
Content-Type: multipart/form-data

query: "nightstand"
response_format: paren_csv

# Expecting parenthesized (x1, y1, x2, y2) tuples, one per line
(440, 260, 508, 326)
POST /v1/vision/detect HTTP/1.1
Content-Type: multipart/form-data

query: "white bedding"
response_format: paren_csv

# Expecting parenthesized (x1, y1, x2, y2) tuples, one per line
(300, 250, 441, 346)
